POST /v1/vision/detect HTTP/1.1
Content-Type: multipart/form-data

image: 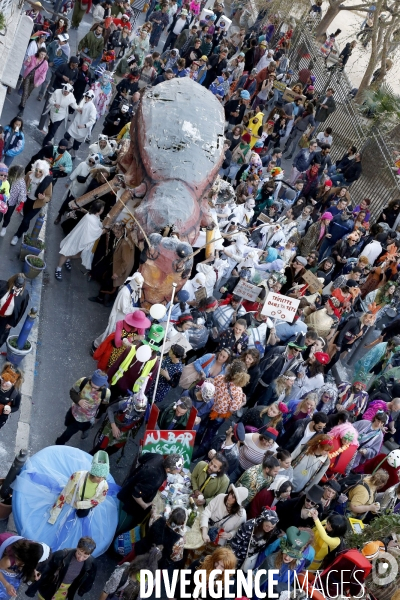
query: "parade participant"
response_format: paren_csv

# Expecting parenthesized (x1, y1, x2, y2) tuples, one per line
(326, 421, 359, 477)
(276, 485, 323, 532)
(336, 381, 369, 417)
(2, 118, 25, 167)
(348, 469, 389, 520)
(0, 274, 29, 349)
(291, 434, 334, 493)
(38, 33, 71, 101)
(25, 537, 97, 600)
(201, 484, 248, 546)
(54, 153, 100, 225)
(55, 369, 110, 445)
(230, 426, 279, 483)
(64, 90, 97, 158)
(147, 344, 186, 404)
(77, 26, 104, 67)
(248, 478, 292, 519)
(42, 85, 78, 147)
(55, 199, 105, 280)
(351, 413, 388, 470)
(157, 396, 193, 430)
(93, 311, 150, 371)
(179, 548, 237, 598)
(92, 272, 145, 350)
(230, 508, 279, 568)
(181, 380, 215, 437)
(0, 535, 46, 599)
(191, 453, 230, 505)
(0, 363, 22, 430)
(117, 453, 183, 534)
(10, 160, 52, 246)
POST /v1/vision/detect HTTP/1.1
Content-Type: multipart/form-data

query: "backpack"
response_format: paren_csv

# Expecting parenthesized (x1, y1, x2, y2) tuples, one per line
(335, 475, 373, 516)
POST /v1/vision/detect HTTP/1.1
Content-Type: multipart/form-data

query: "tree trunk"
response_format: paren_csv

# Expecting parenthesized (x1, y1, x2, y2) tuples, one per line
(315, 1, 342, 38)
(354, 0, 384, 103)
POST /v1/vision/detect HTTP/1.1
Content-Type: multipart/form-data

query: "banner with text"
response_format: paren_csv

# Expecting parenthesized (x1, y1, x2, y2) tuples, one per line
(142, 430, 195, 467)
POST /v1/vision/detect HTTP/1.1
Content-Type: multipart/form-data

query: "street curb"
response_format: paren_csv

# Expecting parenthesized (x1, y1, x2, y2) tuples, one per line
(14, 211, 47, 455)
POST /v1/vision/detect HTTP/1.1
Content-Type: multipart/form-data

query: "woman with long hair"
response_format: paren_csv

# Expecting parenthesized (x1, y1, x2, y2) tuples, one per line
(0, 535, 47, 598)
(286, 353, 328, 402)
(19, 49, 48, 113)
(258, 371, 296, 406)
(199, 360, 249, 449)
(291, 434, 334, 493)
(2, 118, 24, 167)
(181, 547, 237, 600)
(201, 484, 248, 546)
(259, 401, 288, 433)
(308, 512, 348, 570)
(230, 508, 279, 567)
(0, 165, 26, 237)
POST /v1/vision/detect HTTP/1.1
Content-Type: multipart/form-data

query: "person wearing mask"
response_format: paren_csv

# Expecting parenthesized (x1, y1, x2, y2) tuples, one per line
(42, 84, 78, 146)
(64, 89, 97, 158)
(72, 61, 92, 104)
(26, 537, 97, 600)
(10, 160, 52, 246)
(102, 103, 131, 138)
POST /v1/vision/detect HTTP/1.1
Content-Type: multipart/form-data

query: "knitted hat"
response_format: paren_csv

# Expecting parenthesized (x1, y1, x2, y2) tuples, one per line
(324, 179, 333, 187)
(258, 426, 279, 441)
(90, 450, 109, 478)
(242, 132, 251, 142)
(321, 211, 333, 220)
(91, 369, 108, 387)
(0, 163, 8, 175)
(240, 90, 250, 99)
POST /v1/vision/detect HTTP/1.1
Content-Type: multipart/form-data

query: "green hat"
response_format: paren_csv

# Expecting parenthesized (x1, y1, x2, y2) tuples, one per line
(143, 324, 165, 350)
(280, 526, 310, 560)
(90, 450, 109, 478)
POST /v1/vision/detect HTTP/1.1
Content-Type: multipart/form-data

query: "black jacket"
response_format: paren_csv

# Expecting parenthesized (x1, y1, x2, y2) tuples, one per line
(117, 453, 166, 515)
(278, 416, 313, 452)
(0, 281, 29, 328)
(342, 160, 362, 183)
(168, 13, 189, 33)
(276, 496, 322, 532)
(102, 108, 131, 137)
(26, 549, 96, 600)
(54, 64, 79, 89)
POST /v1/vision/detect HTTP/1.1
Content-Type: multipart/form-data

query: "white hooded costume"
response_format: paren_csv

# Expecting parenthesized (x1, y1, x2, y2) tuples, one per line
(67, 95, 97, 143)
(93, 272, 144, 348)
(46, 86, 78, 127)
(182, 272, 207, 301)
(68, 153, 100, 198)
(59, 212, 103, 269)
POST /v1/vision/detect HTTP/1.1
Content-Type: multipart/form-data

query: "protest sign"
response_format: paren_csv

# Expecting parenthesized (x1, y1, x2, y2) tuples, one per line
(257, 213, 272, 224)
(142, 430, 195, 467)
(302, 270, 323, 294)
(262, 291, 300, 323)
(233, 280, 262, 302)
(194, 287, 207, 302)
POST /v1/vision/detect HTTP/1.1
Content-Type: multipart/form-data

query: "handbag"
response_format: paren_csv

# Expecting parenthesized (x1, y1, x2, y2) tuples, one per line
(179, 355, 215, 389)
(209, 513, 233, 542)
(241, 526, 258, 572)
(77, 173, 90, 184)
(75, 473, 93, 518)
(0, 201, 8, 214)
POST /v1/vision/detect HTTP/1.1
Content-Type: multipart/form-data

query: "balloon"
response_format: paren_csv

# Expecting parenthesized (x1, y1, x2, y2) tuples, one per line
(150, 303, 167, 320)
(136, 345, 152, 363)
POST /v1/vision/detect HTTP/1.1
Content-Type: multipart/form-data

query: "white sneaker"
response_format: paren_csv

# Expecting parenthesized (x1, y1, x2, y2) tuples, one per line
(0, 228, 6, 237)
(10, 236, 18, 246)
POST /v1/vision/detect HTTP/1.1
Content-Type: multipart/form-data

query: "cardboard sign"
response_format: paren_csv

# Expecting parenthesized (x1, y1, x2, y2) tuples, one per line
(257, 213, 272, 224)
(233, 280, 262, 302)
(282, 88, 306, 104)
(194, 287, 207, 302)
(163, 331, 192, 354)
(273, 80, 287, 93)
(302, 270, 323, 294)
(262, 291, 300, 323)
(142, 430, 195, 468)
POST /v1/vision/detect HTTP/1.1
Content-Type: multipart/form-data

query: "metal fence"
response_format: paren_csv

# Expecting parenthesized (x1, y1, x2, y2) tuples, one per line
(281, 20, 400, 219)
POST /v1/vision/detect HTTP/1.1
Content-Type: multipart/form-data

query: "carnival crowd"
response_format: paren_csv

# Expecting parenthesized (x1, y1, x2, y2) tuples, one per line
(0, 0, 399, 598)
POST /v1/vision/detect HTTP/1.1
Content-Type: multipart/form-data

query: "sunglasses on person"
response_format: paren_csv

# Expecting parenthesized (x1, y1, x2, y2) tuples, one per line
(88, 160, 96, 165)
(0, 174, 7, 179)
(305, 497, 316, 506)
